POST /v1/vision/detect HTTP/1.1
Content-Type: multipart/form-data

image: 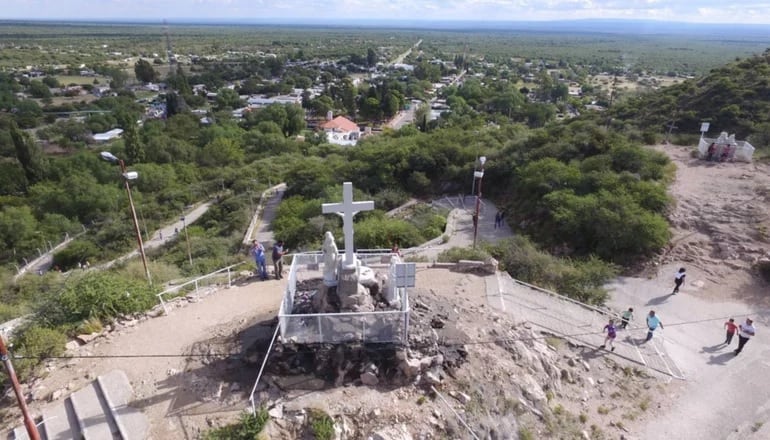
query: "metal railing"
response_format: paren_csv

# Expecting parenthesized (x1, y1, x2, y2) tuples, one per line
(278, 251, 410, 345)
(156, 262, 249, 314)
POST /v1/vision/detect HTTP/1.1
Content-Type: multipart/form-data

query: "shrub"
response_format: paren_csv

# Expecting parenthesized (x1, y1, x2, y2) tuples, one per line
(9, 324, 66, 380)
(518, 427, 535, 440)
(308, 408, 335, 440)
(492, 236, 616, 305)
(35, 272, 157, 328)
(202, 409, 269, 440)
(437, 246, 490, 263)
(52, 239, 100, 271)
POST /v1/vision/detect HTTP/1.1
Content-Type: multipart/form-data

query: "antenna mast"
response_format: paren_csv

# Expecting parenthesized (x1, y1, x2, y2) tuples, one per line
(163, 19, 175, 76)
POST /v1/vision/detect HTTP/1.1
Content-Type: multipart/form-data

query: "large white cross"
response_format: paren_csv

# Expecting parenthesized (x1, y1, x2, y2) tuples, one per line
(322, 182, 374, 267)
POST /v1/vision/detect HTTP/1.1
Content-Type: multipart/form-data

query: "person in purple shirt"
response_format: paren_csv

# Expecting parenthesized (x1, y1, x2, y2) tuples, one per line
(601, 319, 618, 352)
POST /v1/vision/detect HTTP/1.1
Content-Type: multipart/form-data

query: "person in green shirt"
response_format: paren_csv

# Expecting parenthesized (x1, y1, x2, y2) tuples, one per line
(620, 307, 634, 330)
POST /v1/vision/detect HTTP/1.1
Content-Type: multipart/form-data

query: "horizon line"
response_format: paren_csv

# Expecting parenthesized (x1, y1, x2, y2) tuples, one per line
(2, 17, 770, 27)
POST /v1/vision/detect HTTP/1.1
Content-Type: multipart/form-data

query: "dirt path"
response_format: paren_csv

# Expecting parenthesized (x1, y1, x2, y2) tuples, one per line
(606, 144, 770, 438)
(22, 279, 285, 439)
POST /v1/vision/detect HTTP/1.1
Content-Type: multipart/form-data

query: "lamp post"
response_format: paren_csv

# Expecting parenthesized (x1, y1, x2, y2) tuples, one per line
(100, 152, 151, 285)
(181, 215, 193, 266)
(472, 156, 486, 250)
(1, 336, 41, 440)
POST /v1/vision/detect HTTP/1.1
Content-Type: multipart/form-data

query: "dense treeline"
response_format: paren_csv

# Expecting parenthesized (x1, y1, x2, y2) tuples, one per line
(611, 49, 770, 145)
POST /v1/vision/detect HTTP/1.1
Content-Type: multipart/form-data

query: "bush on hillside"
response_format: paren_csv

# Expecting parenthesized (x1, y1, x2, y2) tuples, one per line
(492, 236, 617, 305)
(34, 271, 157, 329)
(7, 324, 66, 380)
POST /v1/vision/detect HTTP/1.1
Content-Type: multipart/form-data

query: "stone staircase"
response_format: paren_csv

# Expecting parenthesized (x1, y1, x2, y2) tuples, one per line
(487, 272, 685, 380)
(9, 370, 149, 440)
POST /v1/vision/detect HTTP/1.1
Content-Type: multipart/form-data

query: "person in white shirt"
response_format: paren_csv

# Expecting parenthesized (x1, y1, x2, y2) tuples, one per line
(672, 267, 686, 294)
(734, 318, 755, 355)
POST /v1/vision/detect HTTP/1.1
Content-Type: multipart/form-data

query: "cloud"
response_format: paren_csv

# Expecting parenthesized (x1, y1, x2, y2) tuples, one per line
(3, 0, 770, 23)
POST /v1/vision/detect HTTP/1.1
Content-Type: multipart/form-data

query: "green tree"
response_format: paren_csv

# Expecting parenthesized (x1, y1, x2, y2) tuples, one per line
(14, 99, 43, 128)
(117, 112, 144, 163)
(367, 48, 378, 67)
(134, 59, 158, 83)
(11, 121, 48, 183)
(28, 80, 52, 99)
(42, 76, 60, 88)
(215, 88, 243, 111)
(198, 137, 244, 167)
(284, 104, 306, 136)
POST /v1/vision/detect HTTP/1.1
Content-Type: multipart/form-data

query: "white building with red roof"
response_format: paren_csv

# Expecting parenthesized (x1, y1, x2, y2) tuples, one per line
(320, 115, 361, 146)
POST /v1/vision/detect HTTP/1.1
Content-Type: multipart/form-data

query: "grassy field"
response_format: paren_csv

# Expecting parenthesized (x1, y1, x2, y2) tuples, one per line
(589, 74, 681, 93)
(55, 75, 109, 85)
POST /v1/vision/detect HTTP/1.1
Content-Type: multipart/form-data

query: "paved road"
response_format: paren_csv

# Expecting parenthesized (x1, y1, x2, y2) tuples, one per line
(243, 183, 286, 248)
(389, 39, 422, 66)
(100, 201, 213, 269)
(409, 194, 512, 261)
(607, 269, 770, 439)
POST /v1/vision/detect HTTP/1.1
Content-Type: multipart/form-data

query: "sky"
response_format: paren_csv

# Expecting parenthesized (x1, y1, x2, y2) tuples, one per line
(4, 0, 770, 25)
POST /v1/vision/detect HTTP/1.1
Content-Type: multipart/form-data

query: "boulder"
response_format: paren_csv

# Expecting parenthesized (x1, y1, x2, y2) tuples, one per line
(400, 358, 421, 377)
(361, 372, 379, 386)
(369, 424, 414, 440)
(518, 374, 547, 412)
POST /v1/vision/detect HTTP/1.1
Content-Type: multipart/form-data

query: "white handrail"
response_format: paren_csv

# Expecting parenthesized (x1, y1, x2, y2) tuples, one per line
(156, 262, 248, 314)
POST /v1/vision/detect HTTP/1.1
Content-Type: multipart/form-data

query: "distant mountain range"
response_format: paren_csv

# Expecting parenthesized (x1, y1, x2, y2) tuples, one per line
(2, 18, 769, 37)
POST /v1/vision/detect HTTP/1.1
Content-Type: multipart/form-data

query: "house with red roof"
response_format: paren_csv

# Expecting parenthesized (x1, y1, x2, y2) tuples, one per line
(320, 115, 361, 146)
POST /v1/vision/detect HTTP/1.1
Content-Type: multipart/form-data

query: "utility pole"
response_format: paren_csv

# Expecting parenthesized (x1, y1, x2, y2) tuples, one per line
(100, 152, 151, 285)
(472, 156, 487, 250)
(181, 215, 193, 267)
(0, 336, 41, 440)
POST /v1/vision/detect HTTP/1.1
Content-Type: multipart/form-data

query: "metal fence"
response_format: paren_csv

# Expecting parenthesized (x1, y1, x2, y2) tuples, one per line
(157, 262, 249, 314)
(278, 251, 410, 345)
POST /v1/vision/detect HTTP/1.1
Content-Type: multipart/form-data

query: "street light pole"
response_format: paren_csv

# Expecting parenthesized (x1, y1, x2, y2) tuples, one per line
(0, 336, 41, 440)
(472, 156, 487, 250)
(101, 152, 151, 285)
(181, 215, 193, 266)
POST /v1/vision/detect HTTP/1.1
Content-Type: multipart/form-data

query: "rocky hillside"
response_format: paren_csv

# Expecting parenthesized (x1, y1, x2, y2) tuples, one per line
(237, 274, 660, 439)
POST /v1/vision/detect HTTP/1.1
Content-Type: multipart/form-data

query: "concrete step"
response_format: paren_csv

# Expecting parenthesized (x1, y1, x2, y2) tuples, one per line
(42, 397, 79, 440)
(69, 383, 120, 440)
(10, 369, 148, 440)
(11, 426, 30, 440)
(97, 370, 149, 440)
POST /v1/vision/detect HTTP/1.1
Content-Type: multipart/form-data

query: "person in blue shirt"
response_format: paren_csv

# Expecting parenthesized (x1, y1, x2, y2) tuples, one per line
(251, 240, 267, 281)
(645, 310, 663, 342)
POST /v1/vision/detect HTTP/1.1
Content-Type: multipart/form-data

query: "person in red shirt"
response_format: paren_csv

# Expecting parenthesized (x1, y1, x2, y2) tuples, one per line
(724, 318, 738, 345)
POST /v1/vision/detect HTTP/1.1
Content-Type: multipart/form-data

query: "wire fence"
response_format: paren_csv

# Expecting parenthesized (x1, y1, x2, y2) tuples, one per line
(278, 251, 410, 345)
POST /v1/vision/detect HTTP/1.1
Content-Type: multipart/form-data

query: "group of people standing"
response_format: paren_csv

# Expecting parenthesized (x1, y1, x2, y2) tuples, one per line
(599, 266, 757, 357)
(250, 239, 287, 281)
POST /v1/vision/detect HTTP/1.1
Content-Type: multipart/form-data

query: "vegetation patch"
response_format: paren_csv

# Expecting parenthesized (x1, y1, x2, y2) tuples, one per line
(202, 409, 269, 440)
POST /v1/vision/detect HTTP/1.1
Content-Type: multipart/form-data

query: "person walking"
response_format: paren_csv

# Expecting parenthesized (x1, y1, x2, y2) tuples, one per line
(620, 307, 634, 330)
(494, 211, 501, 229)
(645, 310, 663, 342)
(272, 240, 287, 280)
(672, 267, 686, 294)
(251, 240, 267, 281)
(601, 319, 618, 351)
(734, 318, 755, 355)
(724, 318, 738, 345)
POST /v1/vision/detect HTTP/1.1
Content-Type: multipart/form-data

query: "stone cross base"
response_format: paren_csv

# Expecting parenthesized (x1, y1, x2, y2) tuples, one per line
(337, 264, 359, 297)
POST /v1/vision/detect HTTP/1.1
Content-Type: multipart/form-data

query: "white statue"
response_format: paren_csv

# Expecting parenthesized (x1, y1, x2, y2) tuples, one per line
(322, 231, 339, 286)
